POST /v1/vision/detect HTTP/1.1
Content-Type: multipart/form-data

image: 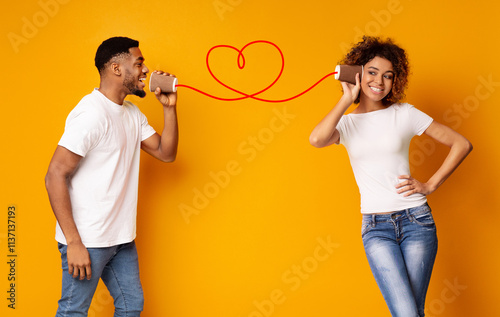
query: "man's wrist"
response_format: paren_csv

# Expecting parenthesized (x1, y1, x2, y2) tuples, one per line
(66, 237, 83, 246)
(163, 103, 177, 109)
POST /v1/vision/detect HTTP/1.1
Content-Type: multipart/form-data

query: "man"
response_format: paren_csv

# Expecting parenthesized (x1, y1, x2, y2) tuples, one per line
(45, 36, 178, 316)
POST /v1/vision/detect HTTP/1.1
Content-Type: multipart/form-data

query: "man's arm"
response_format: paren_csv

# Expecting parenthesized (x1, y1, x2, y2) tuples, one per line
(141, 71, 179, 162)
(45, 146, 92, 280)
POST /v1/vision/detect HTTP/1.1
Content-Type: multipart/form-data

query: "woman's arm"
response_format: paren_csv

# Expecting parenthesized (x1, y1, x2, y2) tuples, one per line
(309, 74, 360, 148)
(396, 121, 473, 196)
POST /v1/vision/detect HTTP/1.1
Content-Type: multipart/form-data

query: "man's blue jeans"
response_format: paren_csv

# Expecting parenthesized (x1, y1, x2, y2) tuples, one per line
(362, 203, 438, 317)
(56, 241, 144, 317)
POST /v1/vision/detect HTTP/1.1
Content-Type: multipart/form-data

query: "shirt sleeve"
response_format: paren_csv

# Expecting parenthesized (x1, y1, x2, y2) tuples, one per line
(407, 104, 433, 136)
(58, 107, 103, 157)
(139, 110, 156, 141)
(336, 115, 347, 145)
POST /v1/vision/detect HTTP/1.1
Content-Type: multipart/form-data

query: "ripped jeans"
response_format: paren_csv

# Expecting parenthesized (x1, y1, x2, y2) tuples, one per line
(362, 203, 438, 317)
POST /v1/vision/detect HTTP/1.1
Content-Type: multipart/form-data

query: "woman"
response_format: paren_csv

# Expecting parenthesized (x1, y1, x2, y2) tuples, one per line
(309, 36, 472, 316)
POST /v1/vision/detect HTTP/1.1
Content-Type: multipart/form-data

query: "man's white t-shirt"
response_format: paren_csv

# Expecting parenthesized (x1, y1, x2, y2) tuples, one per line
(56, 89, 156, 247)
(337, 103, 433, 214)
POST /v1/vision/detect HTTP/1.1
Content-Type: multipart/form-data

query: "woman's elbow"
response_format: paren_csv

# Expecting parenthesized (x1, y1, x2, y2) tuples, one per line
(464, 139, 473, 154)
(309, 133, 336, 148)
(160, 152, 177, 163)
(163, 157, 176, 163)
(456, 136, 473, 156)
(309, 135, 324, 148)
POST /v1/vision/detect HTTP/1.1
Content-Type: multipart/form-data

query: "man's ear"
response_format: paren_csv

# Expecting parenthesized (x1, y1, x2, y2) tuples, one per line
(110, 62, 121, 76)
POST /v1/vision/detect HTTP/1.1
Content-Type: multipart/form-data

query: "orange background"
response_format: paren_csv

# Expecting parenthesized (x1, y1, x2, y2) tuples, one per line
(1, 0, 499, 316)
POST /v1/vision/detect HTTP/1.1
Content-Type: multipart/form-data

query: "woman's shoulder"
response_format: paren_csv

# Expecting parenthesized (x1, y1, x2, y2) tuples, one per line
(391, 102, 414, 111)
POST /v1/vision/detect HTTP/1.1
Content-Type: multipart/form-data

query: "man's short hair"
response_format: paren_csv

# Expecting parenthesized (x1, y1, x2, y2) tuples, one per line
(94, 37, 139, 75)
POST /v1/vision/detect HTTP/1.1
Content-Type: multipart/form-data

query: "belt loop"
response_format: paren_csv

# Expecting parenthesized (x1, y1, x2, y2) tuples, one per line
(371, 214, 376, 227)
(405, 208, 413, 221)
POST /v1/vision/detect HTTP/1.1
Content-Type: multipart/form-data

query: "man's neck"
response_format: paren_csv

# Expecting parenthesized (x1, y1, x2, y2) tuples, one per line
(98, 82, 126, 105)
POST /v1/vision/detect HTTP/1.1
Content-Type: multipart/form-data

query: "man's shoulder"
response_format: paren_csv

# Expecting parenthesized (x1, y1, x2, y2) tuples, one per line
(78, 89, 104, 108)
(123, 100, 141, 111)
(123, 100, 147, 120)
(66, 91, 109, 126)
(72, 90, 107, 113)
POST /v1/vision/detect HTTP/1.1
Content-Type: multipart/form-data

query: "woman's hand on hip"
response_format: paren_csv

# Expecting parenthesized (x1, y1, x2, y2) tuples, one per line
(396, 175, 436, 197)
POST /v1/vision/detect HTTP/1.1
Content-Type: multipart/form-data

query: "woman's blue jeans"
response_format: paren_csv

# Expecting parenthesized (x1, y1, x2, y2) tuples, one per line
(56, 241, 144, 317)
(362, 203, 438, 317)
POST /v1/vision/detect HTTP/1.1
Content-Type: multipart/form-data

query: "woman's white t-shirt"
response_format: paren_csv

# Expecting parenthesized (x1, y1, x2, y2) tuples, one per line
(337, 103, 433, 214)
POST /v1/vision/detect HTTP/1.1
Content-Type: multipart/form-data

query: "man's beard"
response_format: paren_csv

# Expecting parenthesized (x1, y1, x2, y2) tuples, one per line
(124, 71, 146, 98)
(132, 89, 146, 98)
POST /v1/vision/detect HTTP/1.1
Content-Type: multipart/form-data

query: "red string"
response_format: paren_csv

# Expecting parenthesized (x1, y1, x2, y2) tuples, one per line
(175, 40, 337, 103)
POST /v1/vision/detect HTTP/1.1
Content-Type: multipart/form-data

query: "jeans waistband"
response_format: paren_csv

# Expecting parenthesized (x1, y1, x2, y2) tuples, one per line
(362, 203, 431, 223)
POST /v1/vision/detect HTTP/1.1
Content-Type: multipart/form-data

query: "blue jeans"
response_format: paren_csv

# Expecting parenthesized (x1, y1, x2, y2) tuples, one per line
(362, 203, 438, 317)
(56, 241, 144, 317)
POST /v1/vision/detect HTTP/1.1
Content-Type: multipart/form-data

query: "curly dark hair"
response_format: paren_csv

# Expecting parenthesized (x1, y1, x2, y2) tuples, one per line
(341, 36, 409, 105)
(95, 37, 139, 75)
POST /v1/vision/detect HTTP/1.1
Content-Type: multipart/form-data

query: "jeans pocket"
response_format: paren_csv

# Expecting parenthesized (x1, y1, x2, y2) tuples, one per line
(411, 211, 435, 226)
(57, 243, 69, 270)
(361, 221, 372, 237)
